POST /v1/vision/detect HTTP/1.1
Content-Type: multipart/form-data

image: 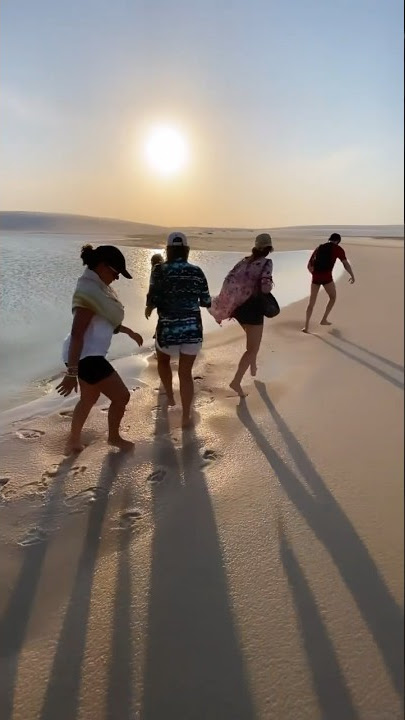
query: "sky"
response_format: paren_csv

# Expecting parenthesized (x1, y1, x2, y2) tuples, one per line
(0, 0, 403, 228)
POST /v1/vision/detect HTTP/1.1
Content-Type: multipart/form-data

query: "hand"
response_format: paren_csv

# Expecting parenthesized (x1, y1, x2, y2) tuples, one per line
(349, 277, 355, 284)
(145, 307, 152, 319)
(129, 331, 143, 347)
(56, 374, 78, 397)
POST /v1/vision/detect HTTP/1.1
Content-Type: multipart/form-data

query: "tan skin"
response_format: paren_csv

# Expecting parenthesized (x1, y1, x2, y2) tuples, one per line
(302, 244, 355, 333)
(145, 306, 198, 429)
(229, 247, 273, 398)
(56, 262, 143, 454)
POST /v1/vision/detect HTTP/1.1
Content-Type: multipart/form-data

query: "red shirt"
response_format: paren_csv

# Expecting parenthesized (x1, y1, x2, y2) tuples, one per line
(310, 243, 346, 284)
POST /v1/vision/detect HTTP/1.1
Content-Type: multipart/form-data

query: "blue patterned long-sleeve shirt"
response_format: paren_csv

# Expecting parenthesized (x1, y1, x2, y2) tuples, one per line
(146, 259, 211, 347)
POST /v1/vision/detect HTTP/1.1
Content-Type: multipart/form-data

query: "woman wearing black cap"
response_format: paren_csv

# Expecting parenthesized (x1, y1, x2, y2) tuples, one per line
(56, 244, 143, 454)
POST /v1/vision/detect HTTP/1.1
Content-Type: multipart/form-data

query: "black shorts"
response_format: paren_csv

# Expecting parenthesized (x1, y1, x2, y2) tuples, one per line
(77, 356, 115, 385)
(232, 296, 264, 326)
(312, 275, 333, 286)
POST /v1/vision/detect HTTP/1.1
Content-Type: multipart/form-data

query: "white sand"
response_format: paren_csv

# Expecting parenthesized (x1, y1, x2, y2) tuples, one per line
(0, 237, 403, 720)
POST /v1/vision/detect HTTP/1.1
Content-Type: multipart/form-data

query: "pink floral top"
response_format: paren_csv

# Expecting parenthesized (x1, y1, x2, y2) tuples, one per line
(209, 256, 273, 324)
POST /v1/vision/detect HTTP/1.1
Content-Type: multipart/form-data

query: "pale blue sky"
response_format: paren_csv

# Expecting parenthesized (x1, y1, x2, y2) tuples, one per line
(1, 0, 403, 226)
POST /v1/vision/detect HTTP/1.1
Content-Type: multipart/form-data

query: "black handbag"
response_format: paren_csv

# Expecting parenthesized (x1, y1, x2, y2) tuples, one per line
(259, 291, 280, 318)
(257, 260, 280, 318)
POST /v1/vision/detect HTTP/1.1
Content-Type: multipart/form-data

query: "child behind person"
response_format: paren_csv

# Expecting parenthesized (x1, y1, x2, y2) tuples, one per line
(150, 254, 164, 351)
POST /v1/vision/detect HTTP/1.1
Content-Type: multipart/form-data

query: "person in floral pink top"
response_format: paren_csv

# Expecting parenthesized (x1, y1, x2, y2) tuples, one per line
(210, 233, 274, 397)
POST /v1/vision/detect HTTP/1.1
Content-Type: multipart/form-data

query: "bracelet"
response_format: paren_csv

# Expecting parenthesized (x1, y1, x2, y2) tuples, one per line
(65, 371, 78, 378)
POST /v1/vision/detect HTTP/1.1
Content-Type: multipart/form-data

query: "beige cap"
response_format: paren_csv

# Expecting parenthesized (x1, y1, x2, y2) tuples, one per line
(255, 232, 273, 250)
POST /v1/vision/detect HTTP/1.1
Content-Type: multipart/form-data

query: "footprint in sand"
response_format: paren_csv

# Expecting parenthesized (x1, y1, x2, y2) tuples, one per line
(201, 449, 220, 467)
(59, 409, 74, 418)
(147, 468, 167, 484)
(18, 527, 48, 547)
(42, 464, 62, 479)
(15, 429, 45, 441)
(195, 390, 215, 408)
(0, 477, 11, 501)
(64, 485, 108, 511)
(118, 508, 144, 529)
(21, 478, 48, 495)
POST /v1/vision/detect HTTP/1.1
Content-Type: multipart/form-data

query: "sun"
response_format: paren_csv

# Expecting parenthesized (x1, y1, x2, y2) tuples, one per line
(145, 126, 188, 176)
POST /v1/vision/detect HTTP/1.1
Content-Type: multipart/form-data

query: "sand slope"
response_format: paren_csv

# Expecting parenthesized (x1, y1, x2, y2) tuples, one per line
(0, 242, 403, 720)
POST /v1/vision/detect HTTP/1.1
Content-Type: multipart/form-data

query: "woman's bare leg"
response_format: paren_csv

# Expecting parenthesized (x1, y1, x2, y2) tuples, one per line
(65, 380, 100, 454)
(97, 372, 132, 450)
(156, 348, 176, 406)
(230, 324, 264, 397)
(320, 282, 337, 325)
(302, 283, 321, 333)
(178, 353, 197, 428)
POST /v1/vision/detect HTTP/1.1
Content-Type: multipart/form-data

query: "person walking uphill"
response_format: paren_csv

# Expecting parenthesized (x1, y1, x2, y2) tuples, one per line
(145, 232, 211, 428)
(302, 232, 355, 333)
(57, 244, 143, 454)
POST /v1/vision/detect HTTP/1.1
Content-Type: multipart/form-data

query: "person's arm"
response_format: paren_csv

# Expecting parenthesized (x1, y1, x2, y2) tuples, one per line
(260, 259, 274, 294)
(56, 308, 94, 397)
(308, 250, 316, 273)
(115, 325, 143, 346)
(338, 246, 355, 283)
(343, 259, 355, 283)
(145, 266, 161, 318)
(198, 270, 212, 308)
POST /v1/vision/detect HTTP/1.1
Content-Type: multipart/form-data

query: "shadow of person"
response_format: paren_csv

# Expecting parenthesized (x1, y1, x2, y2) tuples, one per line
(329, 329, 405, 374)
(40, 451, 127, 720)
(0, 454, 78, 720)
(236, 383, 403, 701)
(142, 409, 254, 719)
(278, 518, 359, 720)
(106, 483, 136, 720)
(314, 333, 403, 390)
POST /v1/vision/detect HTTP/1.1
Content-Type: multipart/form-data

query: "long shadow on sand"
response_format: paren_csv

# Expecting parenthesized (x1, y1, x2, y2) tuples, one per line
(237, 382, 404, 703)
(329, 329, 405, 375)
(0, 455, 77, 720)
(141, 404, 254, 720)
(40, 451, 129, 720)
(314, 333, 404, 390)
(278, 521, 359, 719)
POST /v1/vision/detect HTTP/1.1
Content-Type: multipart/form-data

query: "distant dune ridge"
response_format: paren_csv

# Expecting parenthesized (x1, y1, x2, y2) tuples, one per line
(0, 211, 403, 239)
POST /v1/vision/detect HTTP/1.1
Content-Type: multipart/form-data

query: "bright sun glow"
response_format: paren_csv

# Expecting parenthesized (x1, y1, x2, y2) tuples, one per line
(145, 126, 188, 176)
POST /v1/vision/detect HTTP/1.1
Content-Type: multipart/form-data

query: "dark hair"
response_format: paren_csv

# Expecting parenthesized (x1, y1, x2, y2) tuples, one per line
(166, 246, 190, 263)
(329, 233, 341, 244)
(250, 245, 273, 260)
(151, 253, 164, 266)
(81, 244, 99, 269)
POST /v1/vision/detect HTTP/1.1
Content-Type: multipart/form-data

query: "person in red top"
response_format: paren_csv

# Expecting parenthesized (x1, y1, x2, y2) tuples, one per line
(302, 233, 355, 333)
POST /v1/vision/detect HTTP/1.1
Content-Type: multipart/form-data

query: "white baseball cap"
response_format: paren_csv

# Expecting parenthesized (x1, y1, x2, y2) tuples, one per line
(167, 231, 189, 247)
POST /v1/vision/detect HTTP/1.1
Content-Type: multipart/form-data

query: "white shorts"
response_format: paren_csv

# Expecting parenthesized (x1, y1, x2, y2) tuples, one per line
(155, 340, 202, 357)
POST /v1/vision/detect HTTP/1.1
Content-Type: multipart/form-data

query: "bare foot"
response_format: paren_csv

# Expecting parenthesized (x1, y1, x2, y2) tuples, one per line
(63, 436, 85, 455)
(301, 327, 310, 334)
(229, 381, 248, 398)
(181, 415, 195, 430)
(320, 320, 332, 326)
(108, 436, 135, 452)
(167, 395, 176, 407)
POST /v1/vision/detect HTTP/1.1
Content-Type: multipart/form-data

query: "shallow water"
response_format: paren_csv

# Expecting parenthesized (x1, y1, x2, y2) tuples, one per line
(0, 233, 329, 410)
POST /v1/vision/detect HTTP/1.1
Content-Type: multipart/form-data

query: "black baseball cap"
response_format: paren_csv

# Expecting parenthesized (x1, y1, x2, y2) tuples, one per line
(97, 245, 132, 279)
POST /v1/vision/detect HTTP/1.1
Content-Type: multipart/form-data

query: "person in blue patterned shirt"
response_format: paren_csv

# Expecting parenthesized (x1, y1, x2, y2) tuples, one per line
(145, 232, 211, 428)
